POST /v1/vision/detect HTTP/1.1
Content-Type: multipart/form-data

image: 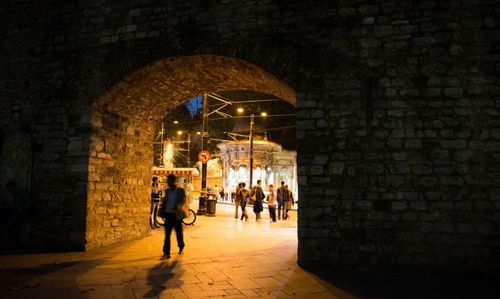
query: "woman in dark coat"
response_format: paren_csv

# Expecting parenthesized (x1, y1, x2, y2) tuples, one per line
(252, 180, 265, 221)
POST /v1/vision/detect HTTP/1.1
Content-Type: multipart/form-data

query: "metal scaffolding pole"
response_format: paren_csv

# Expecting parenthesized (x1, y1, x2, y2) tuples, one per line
(197, 93, 209, 215)
(160, 123, 165, 166)
(249, 113, 254, 188)
(187, 133, 191, 167)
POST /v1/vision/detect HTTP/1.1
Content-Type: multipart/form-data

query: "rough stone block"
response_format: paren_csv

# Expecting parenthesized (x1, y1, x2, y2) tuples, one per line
(392, 201, 408, 211)
(444, 87, 463, 98)
(457, 224, 475, 234)
(440, 140, 466, 149)
(412, 36, 435, 46)
(411, 201, 428, 211)
(312, 155, 329, 165)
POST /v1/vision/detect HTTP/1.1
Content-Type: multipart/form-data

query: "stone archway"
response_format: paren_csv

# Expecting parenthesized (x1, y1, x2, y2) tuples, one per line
(95, 55, 296, 121)
(87, 55, 297, 249)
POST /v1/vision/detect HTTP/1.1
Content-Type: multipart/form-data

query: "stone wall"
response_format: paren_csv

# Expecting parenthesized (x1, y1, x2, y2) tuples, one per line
(294, 2, 500, 273)
(1, 0, 499, 272)
(86, 108, 152, 249)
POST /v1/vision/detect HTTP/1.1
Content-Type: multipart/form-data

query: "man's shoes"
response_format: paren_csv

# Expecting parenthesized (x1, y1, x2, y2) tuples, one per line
(179, 248, 184, 254)
(160, 254, 171, 260)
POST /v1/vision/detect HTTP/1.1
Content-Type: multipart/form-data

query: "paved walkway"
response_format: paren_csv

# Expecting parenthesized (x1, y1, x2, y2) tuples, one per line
(0, 203, 353, 299)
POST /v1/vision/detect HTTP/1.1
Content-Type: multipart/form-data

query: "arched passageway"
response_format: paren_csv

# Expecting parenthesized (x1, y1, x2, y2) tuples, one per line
(95, 55, 296, 121)
(87, 55, 296, 249)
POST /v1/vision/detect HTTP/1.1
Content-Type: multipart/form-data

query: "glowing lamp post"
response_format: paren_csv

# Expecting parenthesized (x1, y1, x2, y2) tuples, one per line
(237, 108, 267, 188)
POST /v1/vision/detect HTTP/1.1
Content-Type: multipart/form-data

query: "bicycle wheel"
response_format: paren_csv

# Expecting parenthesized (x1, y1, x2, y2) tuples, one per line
(155, 214, 165, 226)
(182, 209, 196, 225)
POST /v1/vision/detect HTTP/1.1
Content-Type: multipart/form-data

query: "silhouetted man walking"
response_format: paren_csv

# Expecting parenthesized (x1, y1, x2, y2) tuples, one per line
(160, 174, 186, 260)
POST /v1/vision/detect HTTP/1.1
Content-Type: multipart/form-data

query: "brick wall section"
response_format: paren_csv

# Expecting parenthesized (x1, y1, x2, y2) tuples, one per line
(1, 0, 499, 271)
(86, 108, 152, 249)
(294, 2, 500, 272)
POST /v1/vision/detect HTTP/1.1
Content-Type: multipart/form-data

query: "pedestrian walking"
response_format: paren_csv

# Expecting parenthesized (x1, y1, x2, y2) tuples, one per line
(284, 185, 295, 220)
(267, 184, 277, 223)
(231, 186, 236, 203)
(234, 183, 242, 219)
(219, 186, 225, 202)
(239, 182, 249, 221)
(150, 177, 161, 228)
(277, 181, 288, 220)
(251, 180, 265, 221)
(160, 174, 186, 260)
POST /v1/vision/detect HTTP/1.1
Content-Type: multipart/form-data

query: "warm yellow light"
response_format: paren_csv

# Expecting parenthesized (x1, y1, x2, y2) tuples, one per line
(173, 120, 179, 124)
(261, 112, 268, 117)
(196, 131, 201, 135)
(237, 107, 244, 114)
(177, 130, 183, 135)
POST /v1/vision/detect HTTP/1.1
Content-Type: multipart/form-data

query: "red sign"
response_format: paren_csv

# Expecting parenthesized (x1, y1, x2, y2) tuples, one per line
(198, 151, 211, 163)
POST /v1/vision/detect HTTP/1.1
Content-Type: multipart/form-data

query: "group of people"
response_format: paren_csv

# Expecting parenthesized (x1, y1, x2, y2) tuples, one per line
(233, 180, 294, 222)
(151, 175, 295, 260)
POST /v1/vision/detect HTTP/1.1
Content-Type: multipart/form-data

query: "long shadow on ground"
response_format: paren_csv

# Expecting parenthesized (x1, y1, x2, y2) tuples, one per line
(145, 260, 183, 297)
(0, 259, 106, 299)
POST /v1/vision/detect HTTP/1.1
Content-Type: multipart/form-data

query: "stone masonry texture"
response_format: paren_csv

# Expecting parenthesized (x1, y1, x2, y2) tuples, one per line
(1, 0, 500, 273)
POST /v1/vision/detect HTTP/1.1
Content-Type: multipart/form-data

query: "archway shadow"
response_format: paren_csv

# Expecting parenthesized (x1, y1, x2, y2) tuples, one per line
(300, 263, 500, 299)
(0, 259, 105, 299)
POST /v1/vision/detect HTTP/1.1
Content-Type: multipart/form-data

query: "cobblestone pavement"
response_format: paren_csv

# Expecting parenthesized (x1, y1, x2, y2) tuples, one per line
(0, 203, 352, 299)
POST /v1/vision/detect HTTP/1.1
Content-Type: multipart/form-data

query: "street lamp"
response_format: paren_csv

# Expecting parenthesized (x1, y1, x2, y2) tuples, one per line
(196, 93, 274, 214)
(176, 130, 191, 167)
(197, 93, 209, 215)
(237, 107, 267, 188)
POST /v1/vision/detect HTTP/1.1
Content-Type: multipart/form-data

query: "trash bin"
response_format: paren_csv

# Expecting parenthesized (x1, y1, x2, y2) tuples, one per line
(206, 198, 217, 216)
(197, 196, 207, 215)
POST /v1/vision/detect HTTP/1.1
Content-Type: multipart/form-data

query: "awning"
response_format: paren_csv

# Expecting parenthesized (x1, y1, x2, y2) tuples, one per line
(152, 167, 199, 176)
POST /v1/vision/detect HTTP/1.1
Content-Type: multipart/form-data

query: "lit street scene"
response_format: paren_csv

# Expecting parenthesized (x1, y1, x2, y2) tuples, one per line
(2, 1, 500, 299)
